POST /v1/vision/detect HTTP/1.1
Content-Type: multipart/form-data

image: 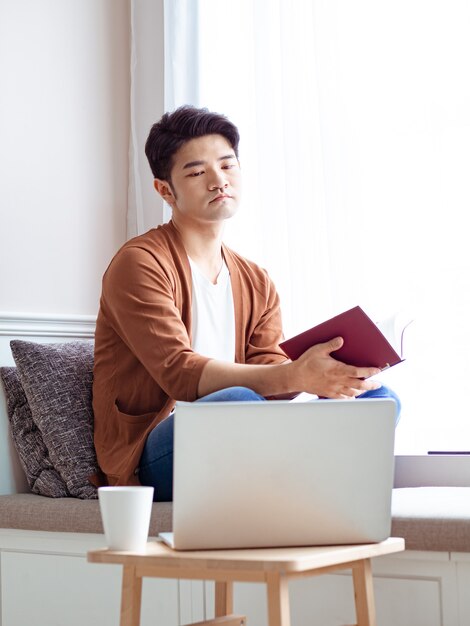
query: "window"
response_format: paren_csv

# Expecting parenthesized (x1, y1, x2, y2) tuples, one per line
(162, 0, 470, 454)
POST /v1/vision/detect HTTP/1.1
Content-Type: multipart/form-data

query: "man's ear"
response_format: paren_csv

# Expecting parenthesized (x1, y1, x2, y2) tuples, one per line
(154, 179, 175, 205)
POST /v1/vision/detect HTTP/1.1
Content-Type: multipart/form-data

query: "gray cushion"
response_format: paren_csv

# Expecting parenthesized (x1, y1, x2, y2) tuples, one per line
(0, 367, 69, 497)
(10, 340, 98, 499)
(392, 487, 470, 552)
(0, 493, 172, 534)
(3, 488, 470, 551)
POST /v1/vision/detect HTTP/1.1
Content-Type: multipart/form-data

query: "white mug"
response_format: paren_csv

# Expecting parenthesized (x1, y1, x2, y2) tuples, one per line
(98, 486, 154, 551)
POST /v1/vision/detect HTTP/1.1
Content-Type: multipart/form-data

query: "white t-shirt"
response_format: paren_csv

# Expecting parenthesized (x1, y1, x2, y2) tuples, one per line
(188, 257, 236, 362)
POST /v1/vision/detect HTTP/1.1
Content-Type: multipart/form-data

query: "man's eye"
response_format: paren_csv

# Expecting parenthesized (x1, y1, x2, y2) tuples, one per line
(188, 171, 204, 177)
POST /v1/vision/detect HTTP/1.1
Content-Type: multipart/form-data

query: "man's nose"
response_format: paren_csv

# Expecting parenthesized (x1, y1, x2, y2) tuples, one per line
(207, 169, 228, 190)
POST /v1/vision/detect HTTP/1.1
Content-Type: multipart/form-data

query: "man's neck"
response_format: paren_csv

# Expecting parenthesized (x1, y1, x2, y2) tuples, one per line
(172, 217, 225, 284)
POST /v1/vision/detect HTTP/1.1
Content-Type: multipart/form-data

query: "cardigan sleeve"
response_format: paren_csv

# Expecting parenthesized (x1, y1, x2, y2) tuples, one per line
(243, 270, 290, 366)
(100, 244, 210, 402)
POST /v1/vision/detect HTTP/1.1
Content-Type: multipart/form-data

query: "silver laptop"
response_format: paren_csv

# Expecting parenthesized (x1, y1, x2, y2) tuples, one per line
(159, 398, 396, 550)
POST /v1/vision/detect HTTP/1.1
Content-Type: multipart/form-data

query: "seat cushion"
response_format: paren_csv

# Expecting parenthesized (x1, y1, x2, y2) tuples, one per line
(392, 487, 470, 552)
(3, 487, 470, 551)
(0, 493, 172, 534)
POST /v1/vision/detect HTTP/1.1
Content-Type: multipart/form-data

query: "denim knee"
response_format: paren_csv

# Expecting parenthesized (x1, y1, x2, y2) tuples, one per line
(196, 386, 266, 403)
(358, 384, 401, 425)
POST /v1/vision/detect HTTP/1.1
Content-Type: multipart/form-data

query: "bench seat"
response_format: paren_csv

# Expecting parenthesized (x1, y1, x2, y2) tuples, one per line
(0, 493, 172, 535)
(2, 487, 470, 553)
(392, 486, 470, 552)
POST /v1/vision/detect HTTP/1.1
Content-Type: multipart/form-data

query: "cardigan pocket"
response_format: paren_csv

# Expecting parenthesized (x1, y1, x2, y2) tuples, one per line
(114, 404, 157, 425)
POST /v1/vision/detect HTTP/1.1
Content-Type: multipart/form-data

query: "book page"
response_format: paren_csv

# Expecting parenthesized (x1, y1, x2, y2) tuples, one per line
(376, 312, 414, 359)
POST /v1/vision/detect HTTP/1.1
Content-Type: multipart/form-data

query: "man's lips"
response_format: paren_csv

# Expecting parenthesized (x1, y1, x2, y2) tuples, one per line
(209, 193, 232, 203)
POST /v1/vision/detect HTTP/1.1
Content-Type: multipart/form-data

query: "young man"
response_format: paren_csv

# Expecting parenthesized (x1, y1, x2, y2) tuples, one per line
(92, 105, 399, 500)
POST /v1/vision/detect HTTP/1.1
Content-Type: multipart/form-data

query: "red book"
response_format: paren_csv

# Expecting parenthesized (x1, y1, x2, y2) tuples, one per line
(279, 306, 404, 371)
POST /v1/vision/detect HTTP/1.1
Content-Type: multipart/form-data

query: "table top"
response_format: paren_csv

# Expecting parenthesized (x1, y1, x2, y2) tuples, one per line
(87, 537, 404, 574)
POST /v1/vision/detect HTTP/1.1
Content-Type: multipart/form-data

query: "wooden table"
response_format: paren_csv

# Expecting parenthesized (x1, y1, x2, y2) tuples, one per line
(87, 537, 404, 626)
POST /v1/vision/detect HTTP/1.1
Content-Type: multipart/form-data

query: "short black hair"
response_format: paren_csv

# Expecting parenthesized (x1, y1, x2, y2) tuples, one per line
(145, 105, 240, 181)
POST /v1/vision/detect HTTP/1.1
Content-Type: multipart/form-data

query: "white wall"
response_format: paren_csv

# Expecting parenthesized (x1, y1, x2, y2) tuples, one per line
(0, 0, 132, 317)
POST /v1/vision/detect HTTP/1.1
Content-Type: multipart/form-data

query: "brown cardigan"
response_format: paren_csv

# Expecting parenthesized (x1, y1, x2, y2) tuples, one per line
(92, 221, 288, 486)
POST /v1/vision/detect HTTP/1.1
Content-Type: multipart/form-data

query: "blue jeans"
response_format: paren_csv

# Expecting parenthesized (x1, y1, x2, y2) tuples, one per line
(138, 387, 264, 501)
(138, 385, 400, 502)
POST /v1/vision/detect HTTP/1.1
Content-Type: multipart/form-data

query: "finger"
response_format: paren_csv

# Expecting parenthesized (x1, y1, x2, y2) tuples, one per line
(326, 387, 357, 399)
(340, 387, 358, 398)
(346, 365, 382, 379)
(323, 392, 352, 400)
(322, 336, 344, 354)
(322, 358, 381, 380)
(348, 379, 382, 392)
(350, 387, 377, 397)
(329, 379, 382, 399)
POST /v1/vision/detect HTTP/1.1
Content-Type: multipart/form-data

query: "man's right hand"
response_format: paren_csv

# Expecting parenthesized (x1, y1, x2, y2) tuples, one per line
(291, 336, 382, 399)
(197, 336, 382, 400)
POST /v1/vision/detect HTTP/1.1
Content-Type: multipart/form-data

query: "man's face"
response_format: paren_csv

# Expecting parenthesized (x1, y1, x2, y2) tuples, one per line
(155, 134, 241, 225)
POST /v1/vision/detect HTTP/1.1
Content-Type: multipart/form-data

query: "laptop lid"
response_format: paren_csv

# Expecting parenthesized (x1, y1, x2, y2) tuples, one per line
(167, 398, 396, 550)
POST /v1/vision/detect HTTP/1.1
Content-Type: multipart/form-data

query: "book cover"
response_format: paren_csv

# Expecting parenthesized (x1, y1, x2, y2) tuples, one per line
(279, 306, 404, 371)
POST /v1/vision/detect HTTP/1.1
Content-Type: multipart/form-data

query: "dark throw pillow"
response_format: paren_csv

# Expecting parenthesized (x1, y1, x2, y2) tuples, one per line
(10, 340, 98, 499)
(0, 366, 69, 497)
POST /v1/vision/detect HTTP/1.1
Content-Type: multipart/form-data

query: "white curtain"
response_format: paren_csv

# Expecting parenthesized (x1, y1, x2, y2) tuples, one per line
(131, 0, 470, 454)
(128, 0, 166, 236)
(162, 0, 334, 334)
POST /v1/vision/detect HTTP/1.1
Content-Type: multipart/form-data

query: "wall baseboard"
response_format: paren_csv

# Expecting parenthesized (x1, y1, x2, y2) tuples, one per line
(0, 313, 96, 338)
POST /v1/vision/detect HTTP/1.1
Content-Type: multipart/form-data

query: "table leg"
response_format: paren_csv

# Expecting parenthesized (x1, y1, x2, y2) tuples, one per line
(352, 559, 377, 626)
(215, 581, 234, 617)
(266, 573, 291, 626)
(120, 565, 143, 626)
